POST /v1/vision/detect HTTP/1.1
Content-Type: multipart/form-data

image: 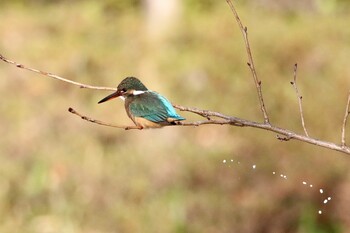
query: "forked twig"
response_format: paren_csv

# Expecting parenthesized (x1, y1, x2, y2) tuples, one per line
(341, 91, 350, 147)
(225, 0, 269, 124)
(290, 63, 309, 137)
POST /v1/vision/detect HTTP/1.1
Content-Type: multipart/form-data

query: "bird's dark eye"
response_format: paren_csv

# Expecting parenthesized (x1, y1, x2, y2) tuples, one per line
(122, 88, 127, 92)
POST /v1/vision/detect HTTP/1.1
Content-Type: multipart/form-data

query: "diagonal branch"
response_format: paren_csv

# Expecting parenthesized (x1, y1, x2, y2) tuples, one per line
(0, 54, 117, 91)
(225, 0, 270, 124)
(290, 63, 309, 137)
(341, 91, 350, 147)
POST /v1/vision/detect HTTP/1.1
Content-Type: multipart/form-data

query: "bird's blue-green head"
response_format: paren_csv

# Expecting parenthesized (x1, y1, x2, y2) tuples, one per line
(98, 77, 148, 104)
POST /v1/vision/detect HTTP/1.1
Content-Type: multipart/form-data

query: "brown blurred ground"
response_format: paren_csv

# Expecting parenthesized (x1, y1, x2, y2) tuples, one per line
(1, 1, 350, 232)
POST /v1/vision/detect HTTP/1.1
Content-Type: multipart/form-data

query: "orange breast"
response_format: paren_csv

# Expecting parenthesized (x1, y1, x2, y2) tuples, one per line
(134, 117, 163, 129)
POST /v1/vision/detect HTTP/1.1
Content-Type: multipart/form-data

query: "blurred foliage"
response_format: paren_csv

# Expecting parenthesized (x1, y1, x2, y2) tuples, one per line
(1, 0, 350, 233)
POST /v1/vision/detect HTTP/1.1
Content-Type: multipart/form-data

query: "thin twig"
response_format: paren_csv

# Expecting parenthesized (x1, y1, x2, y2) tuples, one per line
(0, 54, 117, 91)
(341, 91, 350, 147)
(225, 0, 270, 124)
(290, 63, 309, 137)
(68, 107, 140, 130)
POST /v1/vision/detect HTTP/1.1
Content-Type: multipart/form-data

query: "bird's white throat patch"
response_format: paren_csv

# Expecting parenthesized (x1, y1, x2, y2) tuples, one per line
(132, 90, 146, 95)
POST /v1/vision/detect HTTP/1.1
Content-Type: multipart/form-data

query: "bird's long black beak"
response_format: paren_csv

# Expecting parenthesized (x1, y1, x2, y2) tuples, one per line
(98, 90, 122, 104)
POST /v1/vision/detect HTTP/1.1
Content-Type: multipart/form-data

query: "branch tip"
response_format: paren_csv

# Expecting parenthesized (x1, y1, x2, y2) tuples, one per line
(291, 62, 309, 137)
(341, 91, 350, 146)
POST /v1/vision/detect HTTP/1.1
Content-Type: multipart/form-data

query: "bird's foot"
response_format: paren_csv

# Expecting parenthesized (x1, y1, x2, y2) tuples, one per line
(125, 125, 143, 130)
(173, 121, 183, 125)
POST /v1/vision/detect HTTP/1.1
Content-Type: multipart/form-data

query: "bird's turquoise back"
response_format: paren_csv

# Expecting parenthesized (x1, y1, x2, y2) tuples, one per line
(126, 91, 185, 123)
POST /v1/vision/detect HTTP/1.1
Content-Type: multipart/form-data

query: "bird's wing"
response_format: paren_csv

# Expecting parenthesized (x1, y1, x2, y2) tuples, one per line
(153, 92, 185, 121)
(128, 92, 171, 123)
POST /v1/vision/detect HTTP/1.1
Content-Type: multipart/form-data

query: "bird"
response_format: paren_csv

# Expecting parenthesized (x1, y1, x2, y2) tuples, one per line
(98, 77, 185, 129)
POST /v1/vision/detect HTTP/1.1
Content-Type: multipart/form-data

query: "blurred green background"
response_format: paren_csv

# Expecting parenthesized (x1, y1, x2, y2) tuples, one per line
(1, 0, 350, 232)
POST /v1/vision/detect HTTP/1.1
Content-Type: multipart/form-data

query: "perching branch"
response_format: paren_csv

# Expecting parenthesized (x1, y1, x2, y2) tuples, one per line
(69, 107, 236, 129)
(290, 63, 309, 137)
(1, 1, 350, 155)
(66, 105, 349, 155)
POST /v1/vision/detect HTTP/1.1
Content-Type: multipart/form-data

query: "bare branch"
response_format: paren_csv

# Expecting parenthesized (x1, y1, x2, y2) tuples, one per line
(68, 107, 141, 130)
(173, 104, 239, 122)
(69, 107, 242, 129)
(225, 0, 270, 124)
(0, 54, 117, 91)
(290, 63, 309, 137)
(1, 53, 350, 154)
(341, 91, 350, 147)
(69, 105, 350, 155)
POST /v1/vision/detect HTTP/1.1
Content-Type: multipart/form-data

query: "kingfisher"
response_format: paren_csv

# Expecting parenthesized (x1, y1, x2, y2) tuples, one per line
(98, 77, 185, 129)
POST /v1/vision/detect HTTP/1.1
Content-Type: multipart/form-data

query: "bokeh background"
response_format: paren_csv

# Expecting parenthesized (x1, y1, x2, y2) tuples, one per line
(1, 0, 350, 232)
